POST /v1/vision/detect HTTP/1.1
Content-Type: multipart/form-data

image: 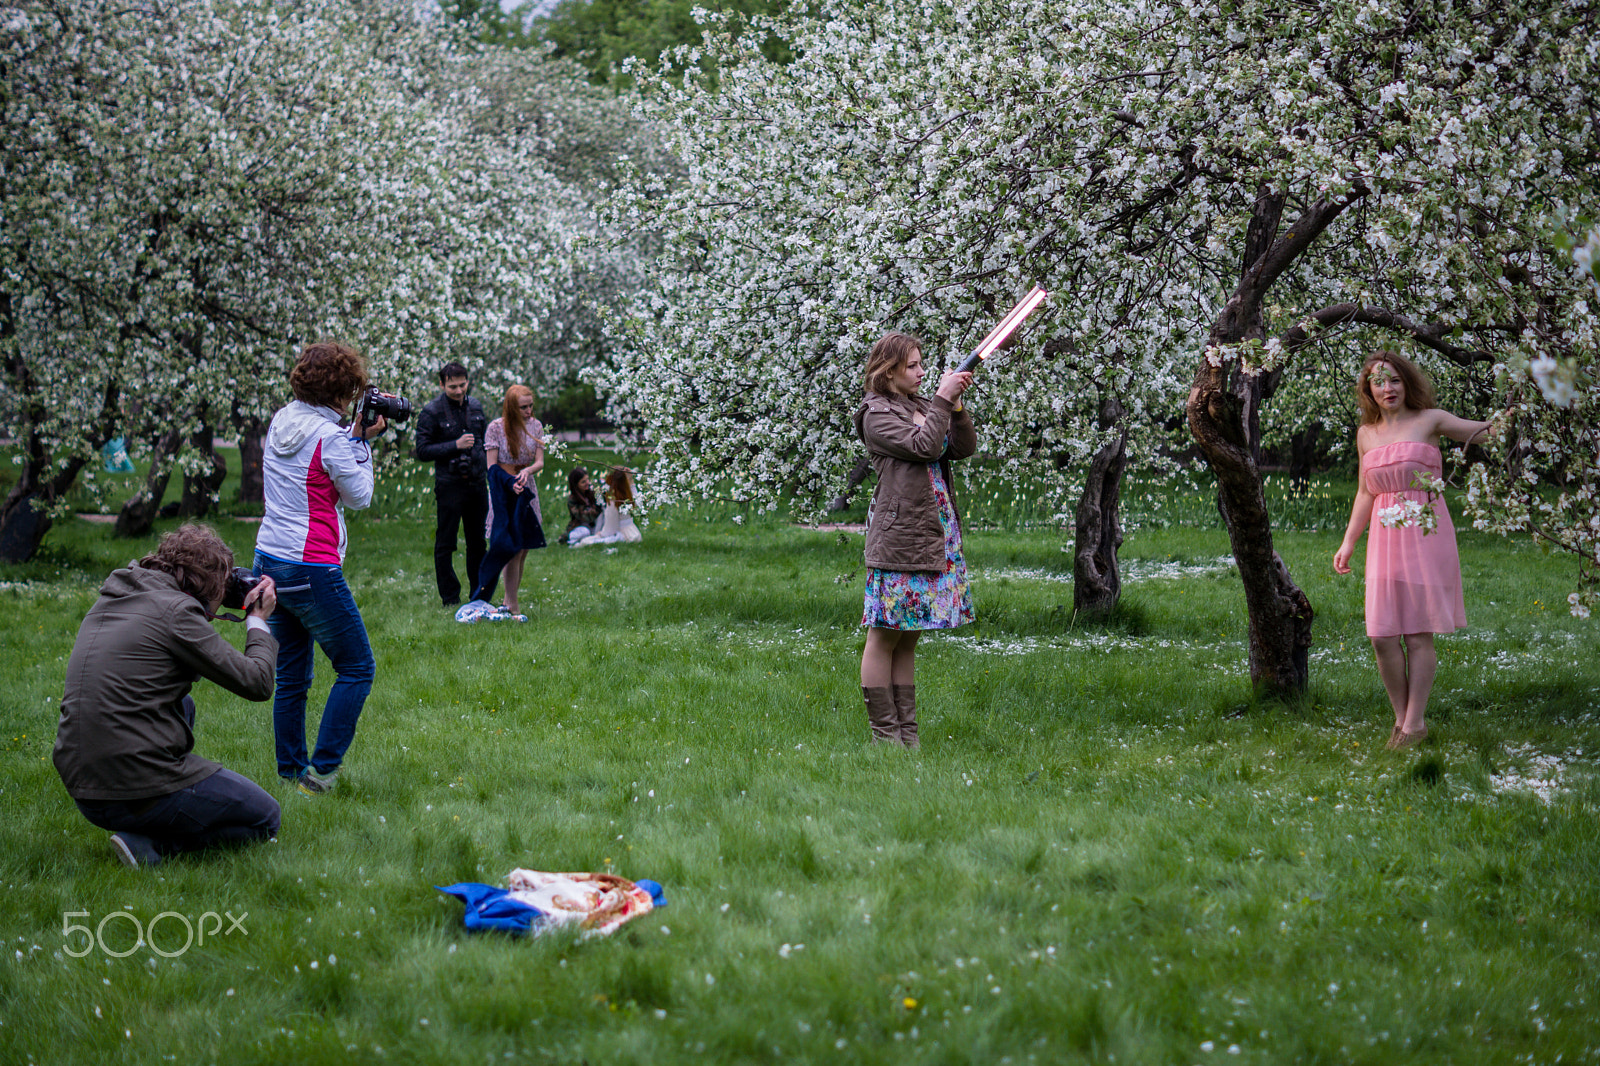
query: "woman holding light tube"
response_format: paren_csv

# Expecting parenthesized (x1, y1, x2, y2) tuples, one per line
(853, 332, 975, 749)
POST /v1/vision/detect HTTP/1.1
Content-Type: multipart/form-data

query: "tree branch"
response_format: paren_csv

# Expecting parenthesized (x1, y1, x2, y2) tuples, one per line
(1279, 302, 1499, 365)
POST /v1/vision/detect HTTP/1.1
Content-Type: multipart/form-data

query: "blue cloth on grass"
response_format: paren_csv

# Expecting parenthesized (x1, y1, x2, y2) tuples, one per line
(436, 882, 546, 935)
(436, 879, 668, 936)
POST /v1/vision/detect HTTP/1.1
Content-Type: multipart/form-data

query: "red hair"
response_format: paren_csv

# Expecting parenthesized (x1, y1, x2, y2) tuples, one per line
(289, 340, 367, 409)
(501, 384, 535, 454)
(605, 466, 635, 506)
(1355, 350, 1436, 424)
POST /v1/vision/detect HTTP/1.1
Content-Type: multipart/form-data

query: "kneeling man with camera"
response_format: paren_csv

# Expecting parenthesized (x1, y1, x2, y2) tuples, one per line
(53, 524, 280, 868)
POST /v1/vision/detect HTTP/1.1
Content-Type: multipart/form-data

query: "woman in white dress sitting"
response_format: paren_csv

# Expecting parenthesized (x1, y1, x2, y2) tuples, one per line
(575, 467, 642, 546)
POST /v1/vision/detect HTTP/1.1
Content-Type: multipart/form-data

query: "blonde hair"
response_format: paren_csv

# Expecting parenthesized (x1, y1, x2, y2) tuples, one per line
(863, 332, 923, 395)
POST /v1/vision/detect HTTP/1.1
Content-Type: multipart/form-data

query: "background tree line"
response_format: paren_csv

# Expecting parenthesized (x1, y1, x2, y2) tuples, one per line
(4, 0, 1594, 697)
(0, 0, 667, 559)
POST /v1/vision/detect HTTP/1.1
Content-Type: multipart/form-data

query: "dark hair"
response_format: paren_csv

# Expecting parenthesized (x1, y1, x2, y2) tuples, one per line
(864, 332, 924, 395)
(138, 523, 233, 605)
(567, 466, 596, 504)
(290, 340, 367, 409)
(439, 362, 469, 384)
(1355, 350, 1436, 424)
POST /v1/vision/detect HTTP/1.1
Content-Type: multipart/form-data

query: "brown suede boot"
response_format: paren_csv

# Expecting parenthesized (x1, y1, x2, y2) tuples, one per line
(892, 684, 919, 750)
(862, 686, 897, 744)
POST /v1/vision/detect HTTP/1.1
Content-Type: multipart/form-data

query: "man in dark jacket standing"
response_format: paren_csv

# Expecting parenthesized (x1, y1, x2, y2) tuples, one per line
(53, 524, 280, 868)
(414, 362, 490, 606)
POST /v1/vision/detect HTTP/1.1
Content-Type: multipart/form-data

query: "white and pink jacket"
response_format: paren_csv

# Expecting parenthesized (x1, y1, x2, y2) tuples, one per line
(255, 401, 373, 566)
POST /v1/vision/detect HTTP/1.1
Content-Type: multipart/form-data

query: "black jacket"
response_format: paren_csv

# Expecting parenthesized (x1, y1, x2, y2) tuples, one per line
(415, 392, 489, 483)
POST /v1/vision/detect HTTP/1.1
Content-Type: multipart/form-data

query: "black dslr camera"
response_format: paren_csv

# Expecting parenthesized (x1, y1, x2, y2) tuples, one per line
(357, 387, 413, 429)
(221, 567, 262, 610)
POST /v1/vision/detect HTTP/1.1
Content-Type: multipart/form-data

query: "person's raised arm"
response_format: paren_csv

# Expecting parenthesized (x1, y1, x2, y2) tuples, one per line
(171, 601, 276, 702)
(863, 374, 972, 464)
(326, 430, 376, 510)
(1430, 408, 1495, 446)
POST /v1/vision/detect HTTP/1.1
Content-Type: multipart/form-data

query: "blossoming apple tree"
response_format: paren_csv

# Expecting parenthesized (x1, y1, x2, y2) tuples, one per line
(603, 0, 1598, 691)
(0, 0, 621, 557)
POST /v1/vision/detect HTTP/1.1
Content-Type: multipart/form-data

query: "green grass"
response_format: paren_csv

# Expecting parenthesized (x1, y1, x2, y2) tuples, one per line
(2, 459, 1598, 1065)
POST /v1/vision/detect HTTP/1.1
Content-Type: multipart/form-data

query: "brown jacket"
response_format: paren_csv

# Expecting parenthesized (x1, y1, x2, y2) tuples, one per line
(53, 566, 277, 801)
(853, 390, 977, 572)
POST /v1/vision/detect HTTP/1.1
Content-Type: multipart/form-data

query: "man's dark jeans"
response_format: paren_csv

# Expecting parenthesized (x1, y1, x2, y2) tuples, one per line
(435, 478, 488, 604)
(75, 716, 280, 861)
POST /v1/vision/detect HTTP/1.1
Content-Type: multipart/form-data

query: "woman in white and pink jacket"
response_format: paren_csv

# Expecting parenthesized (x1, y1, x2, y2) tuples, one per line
(253, 341, 389, 797)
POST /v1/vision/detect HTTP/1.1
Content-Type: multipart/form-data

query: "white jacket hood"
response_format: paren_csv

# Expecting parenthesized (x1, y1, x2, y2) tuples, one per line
(267, 401, 344, 456)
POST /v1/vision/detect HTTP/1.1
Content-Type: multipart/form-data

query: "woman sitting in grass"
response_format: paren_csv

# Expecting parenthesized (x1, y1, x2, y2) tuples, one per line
(853, 331, 975, 749)
(575, 466, 642, 545)
(1333, 350, 1494, 750)
(564, 466, 602, 545)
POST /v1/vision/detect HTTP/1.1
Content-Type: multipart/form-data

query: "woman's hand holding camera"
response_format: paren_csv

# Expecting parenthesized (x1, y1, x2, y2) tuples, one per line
(354, 413, 388, 440)
(243, 576, 277, 619)
(935, 370, 973, 404)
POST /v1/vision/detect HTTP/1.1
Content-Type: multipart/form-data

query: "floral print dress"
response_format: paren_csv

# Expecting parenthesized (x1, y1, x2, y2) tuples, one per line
(861, 459, 974, 630)
(483, 417, 543, 533)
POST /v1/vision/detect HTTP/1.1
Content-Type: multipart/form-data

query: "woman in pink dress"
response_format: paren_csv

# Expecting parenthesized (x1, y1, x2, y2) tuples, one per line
(1334, 351, 1493, 749)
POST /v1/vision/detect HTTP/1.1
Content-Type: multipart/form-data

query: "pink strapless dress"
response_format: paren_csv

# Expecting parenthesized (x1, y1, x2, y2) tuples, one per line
(1361, 441, 1466, 637)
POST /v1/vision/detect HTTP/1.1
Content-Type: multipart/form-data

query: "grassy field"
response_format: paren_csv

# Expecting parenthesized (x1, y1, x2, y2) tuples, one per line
(1, 452, 1597, 1064)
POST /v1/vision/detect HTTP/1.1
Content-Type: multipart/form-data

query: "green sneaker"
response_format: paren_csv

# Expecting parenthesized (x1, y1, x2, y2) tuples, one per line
(296, 768, 341, 797)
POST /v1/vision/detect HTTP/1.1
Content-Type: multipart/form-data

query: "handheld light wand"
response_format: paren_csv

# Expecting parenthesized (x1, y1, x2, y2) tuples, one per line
(954, 286, 1050, 374)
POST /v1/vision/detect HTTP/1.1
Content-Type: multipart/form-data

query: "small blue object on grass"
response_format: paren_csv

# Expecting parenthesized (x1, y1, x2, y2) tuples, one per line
(454, 600, 510, 624)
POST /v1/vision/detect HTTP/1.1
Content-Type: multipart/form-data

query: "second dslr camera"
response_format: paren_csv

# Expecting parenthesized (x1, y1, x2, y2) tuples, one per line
(357, 387, 413, 429)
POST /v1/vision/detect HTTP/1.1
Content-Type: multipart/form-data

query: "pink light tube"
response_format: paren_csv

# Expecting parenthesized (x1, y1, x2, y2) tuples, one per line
(956, 286, 1050, 373)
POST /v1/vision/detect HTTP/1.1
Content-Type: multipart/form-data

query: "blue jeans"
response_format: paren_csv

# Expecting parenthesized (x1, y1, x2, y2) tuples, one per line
(254, 553, 375, 779)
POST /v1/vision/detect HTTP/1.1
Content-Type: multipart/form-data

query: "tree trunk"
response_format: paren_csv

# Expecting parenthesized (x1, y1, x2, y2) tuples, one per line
(0, 318, 107, 560)
(238, 418, 265, 504)
(115, 430, 181, 538)
(1189, 364, 1314, 693)
(0, 449, 93, 561)
(1288, 421, 1323, 495)
(0, 492, 53, 562)
(1184, 186, 1360, 695)
(1073, 397, 1127, 616)
(828, 457, 873, 513)
(179, 424, 225, 518)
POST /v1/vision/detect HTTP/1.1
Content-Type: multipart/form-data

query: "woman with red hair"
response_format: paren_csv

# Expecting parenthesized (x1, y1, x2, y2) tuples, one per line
(472, 384, 546, 619)
(1334, 351, 1494, 749)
